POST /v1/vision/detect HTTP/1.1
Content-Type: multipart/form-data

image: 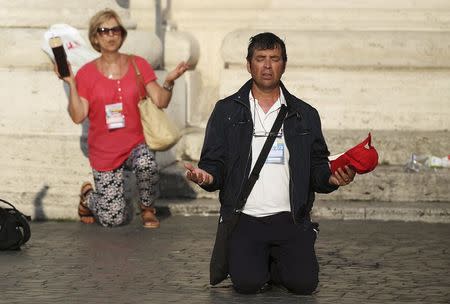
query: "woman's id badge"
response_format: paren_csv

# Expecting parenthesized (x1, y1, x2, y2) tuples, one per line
(105, 102, 125, 129)
(266, 138, 285, 164)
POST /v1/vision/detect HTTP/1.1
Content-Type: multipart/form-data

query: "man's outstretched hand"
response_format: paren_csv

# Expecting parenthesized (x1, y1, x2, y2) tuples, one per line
(184, 163, 214, 186)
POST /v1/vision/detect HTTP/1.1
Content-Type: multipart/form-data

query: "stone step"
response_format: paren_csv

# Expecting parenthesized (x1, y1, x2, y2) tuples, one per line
(0, 0, 132, 28)
(0, 29, 161, 70)
(6, 194, 449, 223)
(157, 199, 450, 224)
(2, 155, 448, 221)
(317, 165, 450, 202)
(0, 28, 198, 71)
(0, 69, 188, 135)
(219, 69, 450, 131)
(178, 129, 450, 167)
(0, 0, 157, 31)
(1, 128, 447, 194)
(0, 129, 179, 221)
(1, 0, 125, 9)
(159, 162, 450, 203)
(222, 30, 450, 68)
(324, 130, 449, 167)
(171, 0, 450, 10)
(0, 132, 179, 183)
(171, 8, 450, 32)
(1, 127, 447, 202)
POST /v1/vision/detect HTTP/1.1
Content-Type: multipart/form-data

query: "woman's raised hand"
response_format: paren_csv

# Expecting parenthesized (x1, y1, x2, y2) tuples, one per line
(53, 62, 75, 84)
(165, 61, 189, 83)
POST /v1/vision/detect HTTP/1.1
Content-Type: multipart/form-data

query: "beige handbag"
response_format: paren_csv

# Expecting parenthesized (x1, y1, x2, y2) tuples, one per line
(131, 56, 181, 151)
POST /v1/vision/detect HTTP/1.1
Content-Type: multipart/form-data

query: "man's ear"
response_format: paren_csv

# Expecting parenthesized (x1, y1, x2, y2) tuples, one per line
(246, 60, 251, 74)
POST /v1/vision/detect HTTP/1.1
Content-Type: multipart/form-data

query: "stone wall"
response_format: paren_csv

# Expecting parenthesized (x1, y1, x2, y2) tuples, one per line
(166, 0, 450, 204)
(168, 0, 450, 131)
(168, 0, 450, 167)
(0, 0, 448, 219)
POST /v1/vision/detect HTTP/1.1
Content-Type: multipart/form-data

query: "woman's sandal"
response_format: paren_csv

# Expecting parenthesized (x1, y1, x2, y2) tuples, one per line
(140, 204, 160, 228)
(78, 182, 95, 224)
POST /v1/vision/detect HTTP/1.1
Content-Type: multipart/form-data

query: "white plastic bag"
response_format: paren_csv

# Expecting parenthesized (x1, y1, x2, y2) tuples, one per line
(41, 24, 99, 75)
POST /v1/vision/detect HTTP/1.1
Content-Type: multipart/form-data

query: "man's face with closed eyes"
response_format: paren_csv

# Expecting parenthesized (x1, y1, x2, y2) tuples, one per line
(247, 46, 286, 92)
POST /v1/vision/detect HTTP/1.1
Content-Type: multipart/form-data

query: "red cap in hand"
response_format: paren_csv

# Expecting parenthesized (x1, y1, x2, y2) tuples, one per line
(330, 133, 379, 174)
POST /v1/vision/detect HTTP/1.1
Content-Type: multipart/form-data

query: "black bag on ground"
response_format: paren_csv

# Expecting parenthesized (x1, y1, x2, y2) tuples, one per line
(0, 199, 31, 250)
(209, 105, 287, 285)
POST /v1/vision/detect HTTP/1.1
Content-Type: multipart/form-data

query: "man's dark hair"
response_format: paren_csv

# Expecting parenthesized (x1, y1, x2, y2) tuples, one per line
(246, 32, 287, 63)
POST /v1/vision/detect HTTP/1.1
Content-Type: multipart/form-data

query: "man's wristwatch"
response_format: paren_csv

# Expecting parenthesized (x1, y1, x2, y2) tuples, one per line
(163, 81, 174, 92)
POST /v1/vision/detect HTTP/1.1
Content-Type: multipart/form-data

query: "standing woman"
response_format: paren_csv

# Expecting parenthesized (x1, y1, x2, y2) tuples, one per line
(55, 9, 188, 228)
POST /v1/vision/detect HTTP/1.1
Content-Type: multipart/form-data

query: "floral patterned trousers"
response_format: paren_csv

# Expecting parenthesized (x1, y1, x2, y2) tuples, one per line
(86, 143, 159, 227)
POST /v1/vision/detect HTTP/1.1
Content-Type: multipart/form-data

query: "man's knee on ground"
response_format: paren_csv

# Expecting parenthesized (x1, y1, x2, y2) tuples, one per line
(282, 274, 318, 295)
(231, 275, 268, 294)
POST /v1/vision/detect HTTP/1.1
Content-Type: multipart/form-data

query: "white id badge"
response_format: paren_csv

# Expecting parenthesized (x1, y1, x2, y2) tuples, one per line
(266, 138, 285, 164)
(105, 102, 125, 129)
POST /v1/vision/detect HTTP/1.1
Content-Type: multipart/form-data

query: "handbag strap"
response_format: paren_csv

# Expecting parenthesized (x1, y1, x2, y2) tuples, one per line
(0, 198, 16, 210)
(0, 198, 31, 221)
(235, 104, 288, 211)
(129, 55, 147, 100)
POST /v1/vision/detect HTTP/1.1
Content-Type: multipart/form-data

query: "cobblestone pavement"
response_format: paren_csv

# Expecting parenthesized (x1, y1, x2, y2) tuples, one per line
(1, 214, 449, 304)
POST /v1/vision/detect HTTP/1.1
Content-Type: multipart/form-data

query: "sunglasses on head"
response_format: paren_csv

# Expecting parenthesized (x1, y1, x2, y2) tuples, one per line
(97, 26, 123, 36)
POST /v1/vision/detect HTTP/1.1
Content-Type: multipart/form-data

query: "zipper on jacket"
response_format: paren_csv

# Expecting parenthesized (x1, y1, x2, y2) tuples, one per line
(284, 126, 297, 224)
(233, 95, 253, 213)
(235, 144, 252, 213)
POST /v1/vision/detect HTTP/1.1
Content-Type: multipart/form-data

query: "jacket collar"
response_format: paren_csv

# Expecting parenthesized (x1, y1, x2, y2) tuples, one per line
(280, 81, 303, 119)
(231, 79, 252, 109)
(232, 79, 303, 119)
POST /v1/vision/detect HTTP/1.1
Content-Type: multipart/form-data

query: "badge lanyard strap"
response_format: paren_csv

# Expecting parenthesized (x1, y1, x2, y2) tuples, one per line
(253, 97, 283, 137)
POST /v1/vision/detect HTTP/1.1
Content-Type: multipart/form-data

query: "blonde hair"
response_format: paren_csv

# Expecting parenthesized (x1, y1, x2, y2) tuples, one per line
(88, 8, 128, 52)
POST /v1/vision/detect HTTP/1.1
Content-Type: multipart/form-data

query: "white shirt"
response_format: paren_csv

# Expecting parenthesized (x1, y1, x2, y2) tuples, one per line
(242, 89, 291, 217)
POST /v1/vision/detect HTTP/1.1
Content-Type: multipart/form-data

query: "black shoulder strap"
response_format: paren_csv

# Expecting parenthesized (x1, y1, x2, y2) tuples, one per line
(236, 104, 288, 211)
(0, 198, 31, 221)
(0, 198, 16, 210)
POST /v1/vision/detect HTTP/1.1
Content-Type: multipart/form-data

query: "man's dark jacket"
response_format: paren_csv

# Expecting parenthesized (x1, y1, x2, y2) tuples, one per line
(198, 79, 338, 223)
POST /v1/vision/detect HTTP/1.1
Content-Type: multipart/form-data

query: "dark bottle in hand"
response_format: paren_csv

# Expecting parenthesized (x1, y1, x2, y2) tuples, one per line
(49, 36, 70, 78)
